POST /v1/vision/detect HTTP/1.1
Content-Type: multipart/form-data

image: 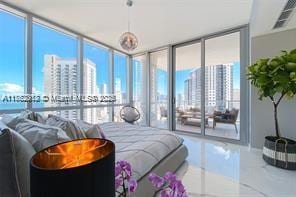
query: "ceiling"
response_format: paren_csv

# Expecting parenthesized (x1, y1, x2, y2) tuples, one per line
(138, 31, 239, 71)
(2, 0, 295, 54)
(3, 0, 253, 54)
(250, 0, 296, 37)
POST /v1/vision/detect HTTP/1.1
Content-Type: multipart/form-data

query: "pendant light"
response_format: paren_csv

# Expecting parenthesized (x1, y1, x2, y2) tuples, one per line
(119, 0, 138, 51)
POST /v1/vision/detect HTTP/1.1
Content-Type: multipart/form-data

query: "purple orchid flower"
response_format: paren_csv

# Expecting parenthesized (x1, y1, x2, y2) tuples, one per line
(164, 171, 177, 182)
(115, 160, 138, 196)
(115, 177, 123, 190)
(128, 179, 138, 192)
(117, 160, 132, 180)
(148, 173, 165, 188)
(149, 172, 188, 197)
(160, 188, 172, 197)
(170, 180, 186, 197)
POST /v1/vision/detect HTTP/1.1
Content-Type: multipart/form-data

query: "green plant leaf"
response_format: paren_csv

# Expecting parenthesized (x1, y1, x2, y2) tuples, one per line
(247, 48, 296, 100)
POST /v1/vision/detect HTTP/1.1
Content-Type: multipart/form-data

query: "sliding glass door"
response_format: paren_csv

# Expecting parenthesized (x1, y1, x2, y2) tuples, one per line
(173, 29, 246, 142)
(174, 42, 202, 133)
(205, 32, 240, 140)
(150, 49, 168, 129)
(131, 26, 248, 143)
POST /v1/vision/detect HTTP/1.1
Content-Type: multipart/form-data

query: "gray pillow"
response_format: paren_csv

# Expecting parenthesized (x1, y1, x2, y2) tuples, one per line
(0, 121, 36, 197)
(0, 114, 19, 130)
(15, 118, 70, 151)
(75, 119, 106, 139)
(19, 110, 46, 124)
(46, 114, 86, 139)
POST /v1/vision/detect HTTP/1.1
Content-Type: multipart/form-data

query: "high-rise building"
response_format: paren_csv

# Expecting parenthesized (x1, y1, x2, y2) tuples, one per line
(183, 64, 233, 111)
(114, 78, 122, 103)
(44, 55, 97, 121)
(133, 60, 144, 101)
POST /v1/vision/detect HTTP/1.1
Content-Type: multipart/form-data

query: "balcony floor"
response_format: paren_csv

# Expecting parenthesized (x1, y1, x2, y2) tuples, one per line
(151, 118, 240, 140)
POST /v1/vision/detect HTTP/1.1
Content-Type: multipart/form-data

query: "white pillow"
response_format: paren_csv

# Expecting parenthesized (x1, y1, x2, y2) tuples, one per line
(15, 118, 70, 151)
(19, 110, 46, 124)
(46, 114, 86, 139)
(75, 120, 106, 139)
(0, 114, 19, 129)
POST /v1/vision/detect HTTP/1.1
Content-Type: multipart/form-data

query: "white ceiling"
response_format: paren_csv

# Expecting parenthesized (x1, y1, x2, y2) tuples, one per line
(146, 31, 239, 71)
(2, 0, 295, 54)
(3, 0, 253, 54)
(250, 0, 296, 37)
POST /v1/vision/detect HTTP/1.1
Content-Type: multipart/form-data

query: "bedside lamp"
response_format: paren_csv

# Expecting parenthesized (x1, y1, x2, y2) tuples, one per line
(30, 138, 115, 197)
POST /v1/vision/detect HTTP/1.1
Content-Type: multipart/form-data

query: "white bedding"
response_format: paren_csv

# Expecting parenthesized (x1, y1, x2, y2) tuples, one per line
(100, 122, 184, 180)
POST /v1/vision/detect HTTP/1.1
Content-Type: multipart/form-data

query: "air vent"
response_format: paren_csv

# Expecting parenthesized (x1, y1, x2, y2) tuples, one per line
(273, 0, 296, 29)
(283, 0, 296, 10)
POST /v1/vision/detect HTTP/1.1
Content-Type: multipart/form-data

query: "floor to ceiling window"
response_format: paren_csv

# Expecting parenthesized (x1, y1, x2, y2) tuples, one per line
(205, 32, 240, 140)
(150, 49, 168, 129)
(0, 5, 131, 124)
(83, 41, 112, 123)
(174, 42, 202, 133)
(133, 55, 147, 125)
(32, 20, 79, 119)
(113, 52, 129, 122)
(0, 9, 26, 110)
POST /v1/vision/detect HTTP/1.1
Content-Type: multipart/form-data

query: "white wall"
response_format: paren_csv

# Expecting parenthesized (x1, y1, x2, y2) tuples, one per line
(250, 28, 296, 148)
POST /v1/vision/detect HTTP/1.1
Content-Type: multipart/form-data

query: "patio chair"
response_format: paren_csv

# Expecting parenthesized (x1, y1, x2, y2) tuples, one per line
(213, 108, 239, 133)
(120, 105, 141, 124)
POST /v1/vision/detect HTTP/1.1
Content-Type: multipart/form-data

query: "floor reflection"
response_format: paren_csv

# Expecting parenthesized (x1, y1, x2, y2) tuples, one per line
(181, 135, 296, 197)
(183, 137, 240, 180)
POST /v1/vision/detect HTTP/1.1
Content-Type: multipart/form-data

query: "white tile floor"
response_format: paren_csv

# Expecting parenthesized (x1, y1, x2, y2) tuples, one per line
(180, 136, 296, 197)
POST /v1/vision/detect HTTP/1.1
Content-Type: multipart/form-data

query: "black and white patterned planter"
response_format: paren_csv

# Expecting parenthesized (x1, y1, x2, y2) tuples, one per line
(263, 136, 296, 170)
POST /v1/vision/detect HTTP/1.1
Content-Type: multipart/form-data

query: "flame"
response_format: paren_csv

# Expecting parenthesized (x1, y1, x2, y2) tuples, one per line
(32, 139, 113, 169)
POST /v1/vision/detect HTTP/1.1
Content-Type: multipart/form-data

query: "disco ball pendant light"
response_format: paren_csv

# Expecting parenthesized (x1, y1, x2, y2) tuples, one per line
(119, 0, 138, 51)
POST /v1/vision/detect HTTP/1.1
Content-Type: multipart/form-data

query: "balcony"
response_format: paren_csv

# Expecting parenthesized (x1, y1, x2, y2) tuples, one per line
(150, 100, 240, 140)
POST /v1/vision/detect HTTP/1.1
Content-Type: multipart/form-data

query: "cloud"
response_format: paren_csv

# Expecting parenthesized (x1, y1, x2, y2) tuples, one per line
(0, 83, 24, 94)
(0, 83, 42, 95)
(32, 87, 42, 95)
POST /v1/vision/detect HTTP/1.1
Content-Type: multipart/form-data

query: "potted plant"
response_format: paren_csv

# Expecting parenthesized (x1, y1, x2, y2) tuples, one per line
(247, 49, 296, 170)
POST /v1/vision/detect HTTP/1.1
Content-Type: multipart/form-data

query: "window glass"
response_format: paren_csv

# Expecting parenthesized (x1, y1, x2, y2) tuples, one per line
(84, 107, 112, 124)
(133, 55, 147, 125)
(150, 49, 168, 129)
(32, 21, 79, 112)
(205, 32, 240, 140)
(83, 41, 110, 107)
(114, 53, 128, 104)
(0, 10, 25, 110)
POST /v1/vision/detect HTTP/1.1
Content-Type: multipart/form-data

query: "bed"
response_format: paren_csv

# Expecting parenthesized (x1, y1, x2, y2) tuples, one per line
(0, 113, 188, 197)
(100, 122, 188, 196)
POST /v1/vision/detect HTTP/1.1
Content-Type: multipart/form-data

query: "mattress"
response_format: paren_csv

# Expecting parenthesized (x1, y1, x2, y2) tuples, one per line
(100, 122, 185, 180)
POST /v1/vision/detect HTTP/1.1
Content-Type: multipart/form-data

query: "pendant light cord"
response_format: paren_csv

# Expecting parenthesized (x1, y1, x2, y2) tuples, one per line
(127, 0, 133, 33)
(128, 5, 130, 32)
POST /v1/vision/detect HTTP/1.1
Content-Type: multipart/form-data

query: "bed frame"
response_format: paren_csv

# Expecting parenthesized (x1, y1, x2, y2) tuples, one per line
(135, 144, 188, 196)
